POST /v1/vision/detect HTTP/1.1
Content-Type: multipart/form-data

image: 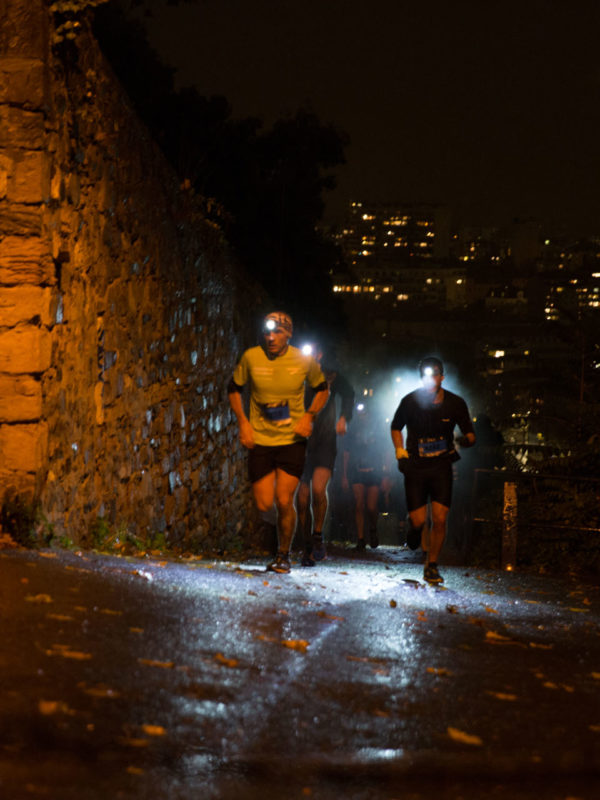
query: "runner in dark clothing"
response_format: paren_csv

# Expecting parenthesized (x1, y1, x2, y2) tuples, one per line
(297, 347, 354, 565)
(390, 357, 475, 583)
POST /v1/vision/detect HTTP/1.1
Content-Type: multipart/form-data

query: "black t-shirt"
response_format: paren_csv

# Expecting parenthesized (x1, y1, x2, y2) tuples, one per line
(305, 371, 354, 448)
(391, 388, 474, 464)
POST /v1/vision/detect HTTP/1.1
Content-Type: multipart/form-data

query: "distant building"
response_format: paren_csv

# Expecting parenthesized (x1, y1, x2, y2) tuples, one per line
(336, 200, 451, 269)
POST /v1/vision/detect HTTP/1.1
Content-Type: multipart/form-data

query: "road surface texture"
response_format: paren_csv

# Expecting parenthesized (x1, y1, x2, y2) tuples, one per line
(0, 543, 598, 799)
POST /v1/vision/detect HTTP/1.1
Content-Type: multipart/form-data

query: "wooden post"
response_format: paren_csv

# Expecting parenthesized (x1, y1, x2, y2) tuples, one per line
(502, 481, 517, 570)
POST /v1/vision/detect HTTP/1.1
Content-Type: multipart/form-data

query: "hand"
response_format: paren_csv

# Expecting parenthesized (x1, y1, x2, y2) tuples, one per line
(239, 419, 255, 449)
(395, 446, 409, 473)
(335, 416, 347, 436)
(293, 413, 314, 439)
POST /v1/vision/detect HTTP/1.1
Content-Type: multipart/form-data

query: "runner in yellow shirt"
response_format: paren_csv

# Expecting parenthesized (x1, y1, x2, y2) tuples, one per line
(228, 311, 329, 573)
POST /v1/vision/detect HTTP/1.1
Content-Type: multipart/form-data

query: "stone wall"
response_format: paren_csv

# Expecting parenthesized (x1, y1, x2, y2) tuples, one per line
(0, 0, 263, 549)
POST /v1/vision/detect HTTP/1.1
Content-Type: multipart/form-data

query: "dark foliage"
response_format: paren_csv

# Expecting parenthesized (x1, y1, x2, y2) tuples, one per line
(91, 1, 349, 340)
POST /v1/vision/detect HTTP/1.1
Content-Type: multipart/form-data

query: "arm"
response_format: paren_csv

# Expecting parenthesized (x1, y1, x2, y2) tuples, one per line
(227, 378, 255, 449)
(456, 432, 476, 448)
(455, 398, 476, 448)
(294, 384, 329, 438)
(336, 374, 355, 435)
(391, 421, 409, 472)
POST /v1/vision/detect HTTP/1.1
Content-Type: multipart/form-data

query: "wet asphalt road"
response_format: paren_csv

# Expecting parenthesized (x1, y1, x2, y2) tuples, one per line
(0, 543, 599, 800)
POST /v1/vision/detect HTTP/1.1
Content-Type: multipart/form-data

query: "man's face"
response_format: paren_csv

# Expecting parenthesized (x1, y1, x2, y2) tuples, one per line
(420, 366, 444, 392)
(264, 325, 290, 357)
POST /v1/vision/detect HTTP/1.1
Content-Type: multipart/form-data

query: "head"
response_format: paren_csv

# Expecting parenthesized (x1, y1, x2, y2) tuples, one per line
(419, 356, 444, 392)
(262, 311, 293, 357)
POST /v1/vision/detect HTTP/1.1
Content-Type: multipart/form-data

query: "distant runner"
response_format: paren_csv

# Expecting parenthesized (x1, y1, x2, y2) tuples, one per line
(390, 357, 475, 584)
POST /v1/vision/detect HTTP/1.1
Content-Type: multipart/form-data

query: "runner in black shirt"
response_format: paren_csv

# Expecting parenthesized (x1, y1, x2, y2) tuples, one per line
(390, 357, 475, 583)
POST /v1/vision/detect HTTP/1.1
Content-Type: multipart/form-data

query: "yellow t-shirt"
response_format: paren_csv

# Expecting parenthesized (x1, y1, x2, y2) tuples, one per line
(233, 345, 326, 446)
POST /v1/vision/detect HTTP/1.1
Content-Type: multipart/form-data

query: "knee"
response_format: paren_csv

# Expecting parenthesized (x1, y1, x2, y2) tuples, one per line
(255, 497, 273, 513)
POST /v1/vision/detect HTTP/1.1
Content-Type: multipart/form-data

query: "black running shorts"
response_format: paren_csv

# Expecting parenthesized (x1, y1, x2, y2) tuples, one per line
(403, 459, 453, 511)
(300, 439, 337, 482)
(248, 442, 307, 484)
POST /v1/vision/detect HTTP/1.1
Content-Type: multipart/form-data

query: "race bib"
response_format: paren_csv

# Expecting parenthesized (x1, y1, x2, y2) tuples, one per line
(418, 437, 447, 458)
(261, 401, 291, 426)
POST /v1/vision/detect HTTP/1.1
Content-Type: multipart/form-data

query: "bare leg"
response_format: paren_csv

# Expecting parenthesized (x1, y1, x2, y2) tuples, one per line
(274, 469, 301, 554)
(296, 479, 311, 547)
(310, 466, 332, 534)
(427, 501, 449, 565)
(365, 485, 379, 533)
(252, 471, 276, 513)
(352, 483, 366, 540)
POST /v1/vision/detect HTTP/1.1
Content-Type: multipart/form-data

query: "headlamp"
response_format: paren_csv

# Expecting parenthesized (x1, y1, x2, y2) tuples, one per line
(301, 343, 314, 356)
(264, 319, 276, 332)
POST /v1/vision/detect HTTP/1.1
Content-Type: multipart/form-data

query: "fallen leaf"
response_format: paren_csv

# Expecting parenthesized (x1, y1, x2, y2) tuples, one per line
(446, 605, 459, 614)
(138, 658, 174, 669)
(390, 600, 397, 608)
(46, 613, 74, 622)
(281, 639, 309, 652)
(373, 708, 389, 717)
(485, 631, 519, 645)
(486, 691, 517, 701)
(126, 766, 144, 775)
(484, 606, 498, 614)
(214, 652, 239, 668)
(45, 645, 92, 660)
(417, 611, 428, 621)
(316, 611, 345, 621)
(38, 700, 60, 715)
(447, 726, 483, 746)
(129, 627, 144, 634)
(100, 608, 123, 616)
(141, 724, 166, 737)
(427, 667, 452, 677)
(529, 642, 553, 650)
(38, 552, 58, 559)
(25, 594, 53, 604)
(568, 607, 589, 613)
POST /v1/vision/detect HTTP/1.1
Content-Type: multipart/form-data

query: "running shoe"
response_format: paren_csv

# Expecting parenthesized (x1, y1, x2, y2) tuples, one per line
(301, 551, 316, 567)
(267, 552, 291, 574)
(369, 528, 379, 549)
(423, 562, 444, 583)
(354, 538, 367, 552)
(312, 534, 326, 562)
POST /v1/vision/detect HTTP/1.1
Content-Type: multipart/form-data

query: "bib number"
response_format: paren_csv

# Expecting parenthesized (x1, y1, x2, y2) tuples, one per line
(418, 437, 447, 458)
(262, 401, 291, 426)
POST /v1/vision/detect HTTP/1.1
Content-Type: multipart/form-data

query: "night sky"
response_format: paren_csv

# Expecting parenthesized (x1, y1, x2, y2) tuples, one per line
(144, 0, 600, 234)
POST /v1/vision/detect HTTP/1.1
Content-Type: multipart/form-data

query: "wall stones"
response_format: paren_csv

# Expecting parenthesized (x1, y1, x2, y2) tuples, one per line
(0, 0, 264, 550)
